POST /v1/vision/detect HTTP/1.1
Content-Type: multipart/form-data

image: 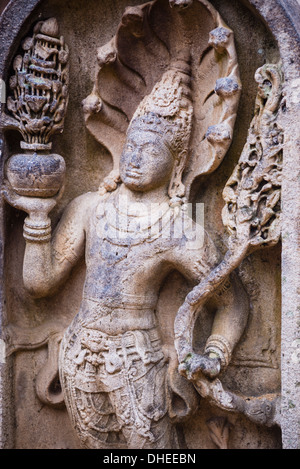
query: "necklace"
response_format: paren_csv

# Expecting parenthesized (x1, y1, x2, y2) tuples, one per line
(99, 191, 177, 247)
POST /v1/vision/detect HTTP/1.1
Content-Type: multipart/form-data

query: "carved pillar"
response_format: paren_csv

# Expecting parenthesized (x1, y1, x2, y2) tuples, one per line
(278, 19, 300, 450)
(281, 81, 300, 449)
(250, 0, 300, 449)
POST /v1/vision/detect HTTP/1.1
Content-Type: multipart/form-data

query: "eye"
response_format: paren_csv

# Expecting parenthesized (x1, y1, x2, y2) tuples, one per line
(143, 144, 159, 155)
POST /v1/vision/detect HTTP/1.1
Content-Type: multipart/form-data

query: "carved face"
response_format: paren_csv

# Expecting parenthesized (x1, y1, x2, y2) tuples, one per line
(120, 129, 174, 192)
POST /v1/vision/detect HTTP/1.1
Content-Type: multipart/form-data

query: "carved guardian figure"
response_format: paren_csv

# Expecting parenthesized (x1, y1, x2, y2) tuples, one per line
(57, 55, 248, 449)
(2, 0, 261, 450)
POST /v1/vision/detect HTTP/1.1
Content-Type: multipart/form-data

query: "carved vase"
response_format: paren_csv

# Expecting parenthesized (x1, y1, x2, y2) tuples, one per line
(6, 151, 66, 198)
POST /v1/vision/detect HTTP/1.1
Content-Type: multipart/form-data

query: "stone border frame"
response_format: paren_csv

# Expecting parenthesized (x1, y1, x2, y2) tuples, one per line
(0, 0, 299, 449)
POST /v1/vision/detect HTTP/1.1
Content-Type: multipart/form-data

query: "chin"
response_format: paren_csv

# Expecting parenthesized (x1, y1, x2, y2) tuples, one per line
(122, 175, 146, 192)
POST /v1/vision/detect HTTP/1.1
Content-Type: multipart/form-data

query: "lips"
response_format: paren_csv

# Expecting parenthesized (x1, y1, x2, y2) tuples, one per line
(126, 170, 142, 178)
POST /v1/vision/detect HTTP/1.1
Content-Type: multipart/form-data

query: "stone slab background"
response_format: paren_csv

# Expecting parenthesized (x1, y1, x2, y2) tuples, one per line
(0, 0, 299, 449)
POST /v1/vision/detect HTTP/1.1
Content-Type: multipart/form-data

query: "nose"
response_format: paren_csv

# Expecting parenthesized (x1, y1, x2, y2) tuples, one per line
(129, 149, 141, 168)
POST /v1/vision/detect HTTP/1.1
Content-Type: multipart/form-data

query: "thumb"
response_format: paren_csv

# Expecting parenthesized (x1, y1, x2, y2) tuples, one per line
(1, 181, 27, 211)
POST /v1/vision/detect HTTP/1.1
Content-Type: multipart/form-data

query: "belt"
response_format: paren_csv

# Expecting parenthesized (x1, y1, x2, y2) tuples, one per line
(82, 293, 157, 310)
(80, 327, 161, 350)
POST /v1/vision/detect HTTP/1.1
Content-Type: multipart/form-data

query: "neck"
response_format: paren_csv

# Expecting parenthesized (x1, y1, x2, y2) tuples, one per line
(118, 183, 170, 206)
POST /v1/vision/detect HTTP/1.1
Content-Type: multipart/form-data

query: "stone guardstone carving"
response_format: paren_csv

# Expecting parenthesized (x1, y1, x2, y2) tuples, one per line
(1, 0, 284, 450)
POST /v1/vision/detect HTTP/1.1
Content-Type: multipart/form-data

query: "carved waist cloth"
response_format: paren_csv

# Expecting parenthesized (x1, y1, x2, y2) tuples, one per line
(61, 325, 197, 429)
(60, 327, 170, 443)
(63, 326, 165, 393)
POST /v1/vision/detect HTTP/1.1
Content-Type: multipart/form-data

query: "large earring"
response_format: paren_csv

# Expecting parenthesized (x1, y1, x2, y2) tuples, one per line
(168, 151, 187, 207)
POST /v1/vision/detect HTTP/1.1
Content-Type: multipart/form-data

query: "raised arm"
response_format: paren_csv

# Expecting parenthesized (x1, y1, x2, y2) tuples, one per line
(3, 185, 93, 298)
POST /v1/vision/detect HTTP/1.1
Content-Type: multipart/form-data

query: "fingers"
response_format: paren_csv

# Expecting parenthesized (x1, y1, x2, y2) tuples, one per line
(54, 183, 65, 204)
(1, 181, 27, 211)
(42, 197, 57, 214)
(2, 180, 58, 215)
(179, 353, 221, 381)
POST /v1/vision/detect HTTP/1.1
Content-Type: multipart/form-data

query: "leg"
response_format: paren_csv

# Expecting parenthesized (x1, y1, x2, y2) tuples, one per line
(122, 414, 179, 449)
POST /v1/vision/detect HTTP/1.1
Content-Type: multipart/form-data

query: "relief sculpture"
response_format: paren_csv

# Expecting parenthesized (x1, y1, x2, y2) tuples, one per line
(1, 0, 284, 450)
(175, 62, 283, 427)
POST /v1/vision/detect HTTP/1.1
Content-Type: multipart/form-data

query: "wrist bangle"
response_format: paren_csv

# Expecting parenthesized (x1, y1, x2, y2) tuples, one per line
(205, 334, 232, 369)
(23, 218, 52, 243)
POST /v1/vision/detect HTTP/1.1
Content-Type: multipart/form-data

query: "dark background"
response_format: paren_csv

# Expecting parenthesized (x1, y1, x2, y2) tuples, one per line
(0, 0, 9, 14)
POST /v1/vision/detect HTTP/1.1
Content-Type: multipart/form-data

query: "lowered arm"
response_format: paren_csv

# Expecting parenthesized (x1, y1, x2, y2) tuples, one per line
(167, 229, 249, 373)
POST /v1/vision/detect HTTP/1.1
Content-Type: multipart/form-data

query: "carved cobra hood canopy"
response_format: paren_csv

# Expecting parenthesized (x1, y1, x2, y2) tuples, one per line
(83, 0, 241, 198)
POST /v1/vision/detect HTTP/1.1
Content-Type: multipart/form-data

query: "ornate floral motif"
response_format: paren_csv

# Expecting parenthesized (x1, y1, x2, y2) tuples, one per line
(222, 64, 283, 250)
(6, 17, 69, 150)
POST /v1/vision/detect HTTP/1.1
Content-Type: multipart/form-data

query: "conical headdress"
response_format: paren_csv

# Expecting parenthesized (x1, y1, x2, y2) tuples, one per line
(127, 53, 194, 201)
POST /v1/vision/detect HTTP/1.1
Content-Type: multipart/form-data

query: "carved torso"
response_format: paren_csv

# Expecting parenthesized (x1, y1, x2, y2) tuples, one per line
(64, 188, 218, 336)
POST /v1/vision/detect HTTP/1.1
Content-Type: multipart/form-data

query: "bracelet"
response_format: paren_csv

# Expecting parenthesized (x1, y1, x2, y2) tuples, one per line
(23, 217, 52, 243)
(204, 334, 232, 369)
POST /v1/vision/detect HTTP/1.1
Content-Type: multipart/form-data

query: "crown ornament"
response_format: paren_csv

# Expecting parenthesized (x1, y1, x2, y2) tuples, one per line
(127, 53, 194, 201)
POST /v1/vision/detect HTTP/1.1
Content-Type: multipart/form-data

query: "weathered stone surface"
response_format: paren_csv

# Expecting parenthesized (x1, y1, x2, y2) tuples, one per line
(0, 0, 299, 450)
